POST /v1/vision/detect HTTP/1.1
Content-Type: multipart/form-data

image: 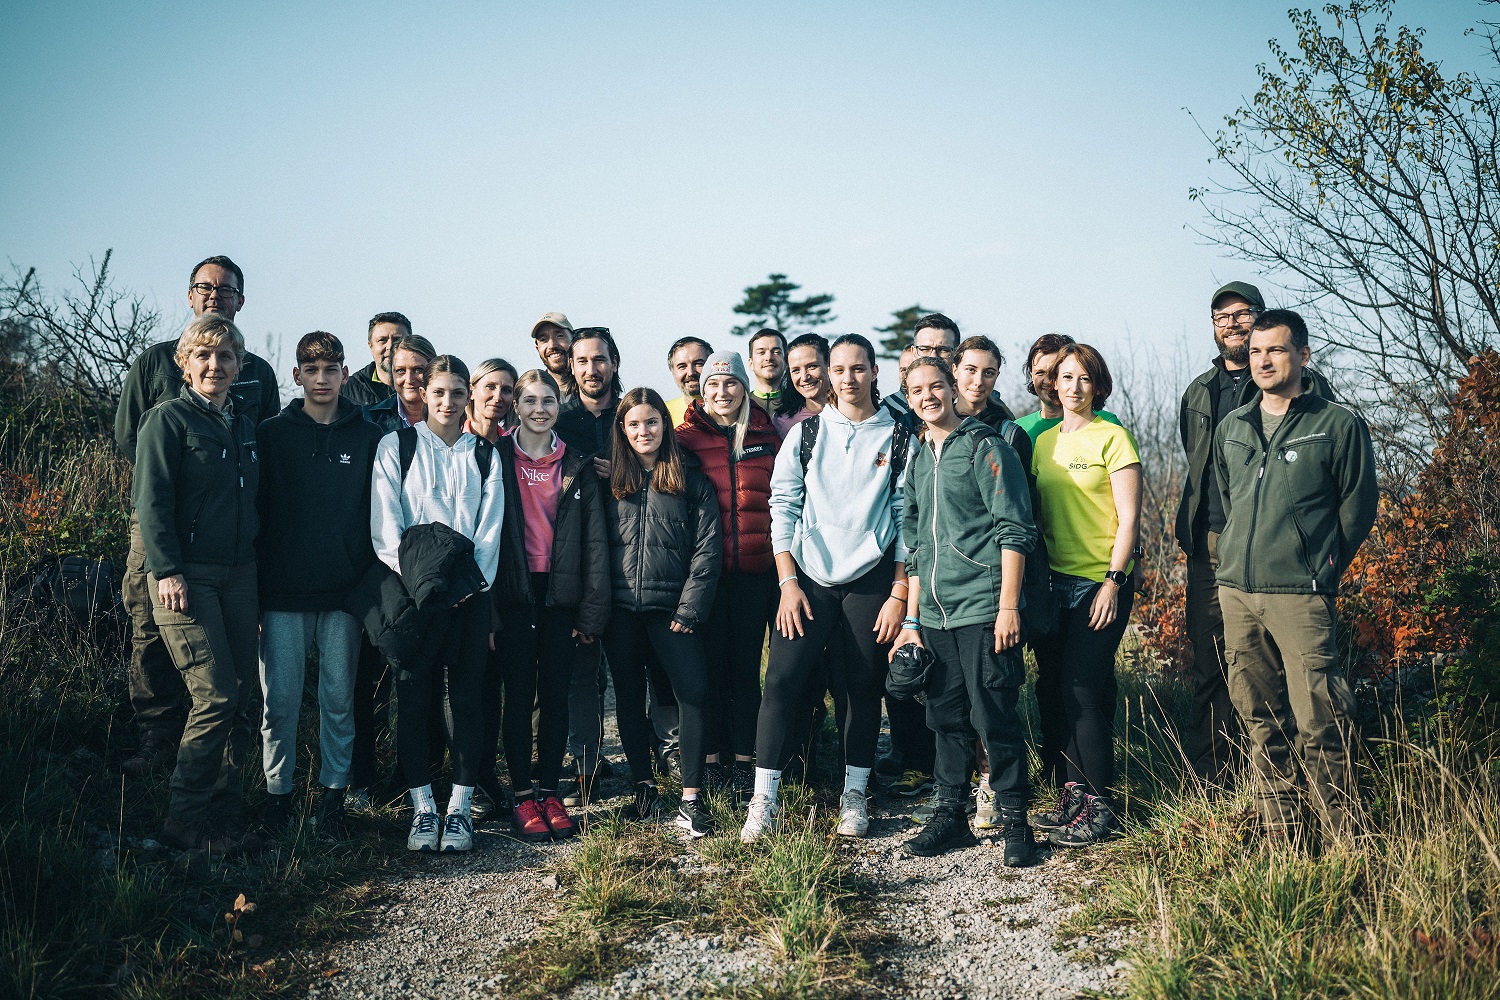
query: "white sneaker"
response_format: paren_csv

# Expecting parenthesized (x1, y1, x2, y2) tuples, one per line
(440, 811, 474, 852)
(836, 790, 870, 838)
(740, 794, 780, 843)
(973, 781, 999, 831)
(407, 810, 441, 852)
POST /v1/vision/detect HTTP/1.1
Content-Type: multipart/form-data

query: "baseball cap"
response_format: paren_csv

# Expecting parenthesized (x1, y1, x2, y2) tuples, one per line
(530, 312, 573, 339)
(1210, 282, 1266, 311)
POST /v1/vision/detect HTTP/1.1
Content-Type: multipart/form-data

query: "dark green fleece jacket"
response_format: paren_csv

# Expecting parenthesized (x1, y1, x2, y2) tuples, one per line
(1212, 380, 1378, 595)
(114, 340, 280, 464)
(133, 387, 260, 578)
(901, 418, 1036, 630)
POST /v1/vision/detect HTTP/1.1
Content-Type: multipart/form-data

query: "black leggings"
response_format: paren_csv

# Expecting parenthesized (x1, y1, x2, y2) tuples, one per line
(603, 610, 709, 789)
(1032, 577, 1135, 804)
(499, 574, 587, 793)
(756, 554, 894, 772)
(701, 570, 776, 760)
(396, 598, 488, 790)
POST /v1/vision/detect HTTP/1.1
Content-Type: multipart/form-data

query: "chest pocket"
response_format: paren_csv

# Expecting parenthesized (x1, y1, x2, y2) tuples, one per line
(1276, 432, 1335, 507)
(183, 431, 226, 469)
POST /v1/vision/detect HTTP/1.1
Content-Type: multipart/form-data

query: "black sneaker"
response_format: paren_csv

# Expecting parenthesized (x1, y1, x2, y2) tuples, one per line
(562, 771, 602, 808)
(903, 801, 978, 857)
(703, 762, 729, 796)
(675, 797, 715, 839)
(313, 787, 349, 839)
(729, 762, 755, 805)
(1029, 782, 1086, 832)
(1049, 794, 1121, 848)
(257, 793, 296, 835)
(874, 752, 905, 779)
(119, 739, 177, 778)
(656, 744, 682, 783)
(1000, 810, 1038, 867)
(472, 779, 513, 824)
(632, 782, 664, 822)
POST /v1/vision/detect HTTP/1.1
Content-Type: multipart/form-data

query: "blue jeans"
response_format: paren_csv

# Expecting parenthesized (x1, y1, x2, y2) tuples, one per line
(259, 610, 360, 794)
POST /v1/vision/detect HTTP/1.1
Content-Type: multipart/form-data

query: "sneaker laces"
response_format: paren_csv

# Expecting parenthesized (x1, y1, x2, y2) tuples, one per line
(516, 798, 545, 826)
(413, 811, 439, 834)
(1065, 795, 1097, 830)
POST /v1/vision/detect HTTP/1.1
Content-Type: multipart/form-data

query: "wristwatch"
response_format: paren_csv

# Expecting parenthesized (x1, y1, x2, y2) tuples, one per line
(1104, 570, 1129, 587)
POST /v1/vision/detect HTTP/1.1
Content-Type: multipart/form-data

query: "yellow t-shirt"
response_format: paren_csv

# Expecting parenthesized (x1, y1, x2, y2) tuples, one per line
(666, 394, 692, 429)
(1031, 416, 1141, 582)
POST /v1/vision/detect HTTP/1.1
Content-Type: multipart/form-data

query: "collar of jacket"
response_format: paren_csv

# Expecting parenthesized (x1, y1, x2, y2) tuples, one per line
(680, 397, 774, 437)
(179, 383, 235, 423)
(1233, 375, 1320, 423)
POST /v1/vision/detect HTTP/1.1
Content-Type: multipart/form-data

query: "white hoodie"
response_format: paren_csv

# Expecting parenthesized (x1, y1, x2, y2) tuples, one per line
(370, 422, 505, 588)
(769, 404, 906, 588)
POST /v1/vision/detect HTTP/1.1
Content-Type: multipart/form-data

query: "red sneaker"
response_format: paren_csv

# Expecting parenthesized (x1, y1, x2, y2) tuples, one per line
(540, 796, 576, 839)
(512, 797, 551, 842)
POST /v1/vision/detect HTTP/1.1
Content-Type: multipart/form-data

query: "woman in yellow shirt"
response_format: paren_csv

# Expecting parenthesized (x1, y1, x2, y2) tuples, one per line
(1028, 344, 1142, 847)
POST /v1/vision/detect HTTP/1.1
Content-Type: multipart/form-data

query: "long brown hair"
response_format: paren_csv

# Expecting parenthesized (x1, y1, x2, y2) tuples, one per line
(610, 387, 687, 500)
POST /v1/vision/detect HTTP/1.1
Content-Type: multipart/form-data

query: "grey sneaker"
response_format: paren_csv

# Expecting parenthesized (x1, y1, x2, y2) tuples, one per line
(973, 781, 999, 831)
(407, 810, 441, 852)
(440, 812, 474, 852)
(740, 794, 780, 843)
(836, 790, 870, 838)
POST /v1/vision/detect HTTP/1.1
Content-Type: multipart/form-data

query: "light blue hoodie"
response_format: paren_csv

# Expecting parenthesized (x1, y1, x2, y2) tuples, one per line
(769, 404, 907, 588)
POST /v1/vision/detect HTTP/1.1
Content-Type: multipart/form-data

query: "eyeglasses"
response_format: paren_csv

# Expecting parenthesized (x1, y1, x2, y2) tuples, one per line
(1211, 308, 1259, 328)
(913, 343, 955, 357)
(190, 282, 242, 298)
(572, 327, 611, 338)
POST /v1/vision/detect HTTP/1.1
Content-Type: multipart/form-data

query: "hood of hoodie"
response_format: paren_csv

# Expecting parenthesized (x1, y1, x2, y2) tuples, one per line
(279, 397, 371, 459)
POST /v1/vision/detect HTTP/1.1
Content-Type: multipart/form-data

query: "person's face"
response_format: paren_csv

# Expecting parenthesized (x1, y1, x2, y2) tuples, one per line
(670, 343, 710, 398)
(1212, 295, 1259, 366)
(702, 374, 745, 420)
(423, 372, 468, 427)
(787, 345, 826, 404)
(954, 350, 1000, 410)
(571, 336, 617, 401)
(533, 323, 573, 375)
(622, 403, 664, 459)
(907, 365, 957, 428)
(391, 349, 429, 404)
(828, 343, 876, 408)
(293, 358, 347, 405)
(515, 381, 560, 435)
(1248, 325, 1309, 394)
(182, 340, 241, 402)
(898, 347, 916, 379)
(471, 370, 515, 422)
(912, 328, 957, 364)
(187, 263, 243, 320)
(1055, 355, 1095, 414)
(368, 322, 404, 378)
(749, 337, 785, 385)
(1030, 351, 1061, 406)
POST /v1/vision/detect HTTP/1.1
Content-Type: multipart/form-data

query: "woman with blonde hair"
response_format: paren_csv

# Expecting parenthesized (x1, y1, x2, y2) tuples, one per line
(466, 357, 519, 441)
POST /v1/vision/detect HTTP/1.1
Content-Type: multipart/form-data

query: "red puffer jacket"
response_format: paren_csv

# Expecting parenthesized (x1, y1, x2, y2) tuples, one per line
(675, 401, 781, 575)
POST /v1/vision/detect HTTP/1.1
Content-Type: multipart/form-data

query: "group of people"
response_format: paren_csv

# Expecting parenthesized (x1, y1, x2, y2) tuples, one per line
(114, 255, 1378, 864)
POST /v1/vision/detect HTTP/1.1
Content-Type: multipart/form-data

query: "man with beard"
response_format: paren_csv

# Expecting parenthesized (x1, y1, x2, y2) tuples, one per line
(1175, 282, 1334, 788)
(747, 328, 788, 415)
(340, 312, 407, 406)
(531, 312, 576, 398)
(664, 336, 713, 427)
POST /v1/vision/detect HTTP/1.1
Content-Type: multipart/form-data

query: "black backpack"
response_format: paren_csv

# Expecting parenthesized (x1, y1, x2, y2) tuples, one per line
(396, 426, 494, 483)
(798, 414, 911, 493)
(4, 553, 126, 652)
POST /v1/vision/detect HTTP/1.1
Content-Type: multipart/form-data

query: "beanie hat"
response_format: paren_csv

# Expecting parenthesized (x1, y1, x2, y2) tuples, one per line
(701, 351, 750, 390)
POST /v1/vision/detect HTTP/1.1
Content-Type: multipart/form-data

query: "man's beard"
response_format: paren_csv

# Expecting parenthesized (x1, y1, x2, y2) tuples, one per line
(1216, 329, 1250, 365)
(580, 378, 611, 401)
(545, 353, 568, 375)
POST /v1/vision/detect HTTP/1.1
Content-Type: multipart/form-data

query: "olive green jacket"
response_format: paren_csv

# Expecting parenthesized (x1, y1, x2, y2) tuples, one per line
(114, 340, 279, 464)
(1212, 381, 1377, 595)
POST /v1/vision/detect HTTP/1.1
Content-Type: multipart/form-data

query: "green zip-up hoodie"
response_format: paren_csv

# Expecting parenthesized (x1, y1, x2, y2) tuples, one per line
(1212, 379, 1377, 596)
(133, 386, 260, 578)
(901, 418, 1036, 630)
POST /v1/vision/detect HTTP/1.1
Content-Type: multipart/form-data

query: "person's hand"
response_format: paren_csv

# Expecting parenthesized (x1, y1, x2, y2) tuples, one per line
(777, 581, 813, 639)
(489, 632, 496, 651)
(669, 619, 693, 634)
(593, 456, 611, 479)
(157, 574, 189, 614)
(573, 629, 596, 644)
(994, 608, 1021, 651)
(1089, 581, 1120, 631)
(888, 627, 923, 662)
(873, 596, 906, 645)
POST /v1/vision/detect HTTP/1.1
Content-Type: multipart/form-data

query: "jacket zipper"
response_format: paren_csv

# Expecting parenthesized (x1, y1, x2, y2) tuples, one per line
(635, 485, 649, 612)
(728, 444, 741, 572)
(1243, 405, 1300, 592)
(929, 445, 950, 628)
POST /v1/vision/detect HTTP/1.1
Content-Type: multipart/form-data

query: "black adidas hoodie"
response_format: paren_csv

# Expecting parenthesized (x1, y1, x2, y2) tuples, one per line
(257, 398, 384, 612)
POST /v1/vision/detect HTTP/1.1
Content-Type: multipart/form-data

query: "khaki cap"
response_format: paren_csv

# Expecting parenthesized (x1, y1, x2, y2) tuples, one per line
(531, 312, 573, 339)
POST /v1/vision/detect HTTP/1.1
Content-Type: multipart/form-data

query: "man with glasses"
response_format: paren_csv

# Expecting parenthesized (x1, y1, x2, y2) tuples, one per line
(1175, 282, 1335, 789)
(114, 255, 281, 778)
(341, 312, 408, 406)
(887, 314, 1014, 434)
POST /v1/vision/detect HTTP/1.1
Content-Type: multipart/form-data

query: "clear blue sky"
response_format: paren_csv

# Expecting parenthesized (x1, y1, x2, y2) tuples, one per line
(0, 1, 1485, 396)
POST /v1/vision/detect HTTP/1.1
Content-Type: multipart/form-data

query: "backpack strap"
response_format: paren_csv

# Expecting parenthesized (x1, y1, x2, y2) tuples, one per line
(399, 425, 493, 483)
(473, 436, 494, 483)
(889, 422, 911, 494)
(799, 414, 820, 474)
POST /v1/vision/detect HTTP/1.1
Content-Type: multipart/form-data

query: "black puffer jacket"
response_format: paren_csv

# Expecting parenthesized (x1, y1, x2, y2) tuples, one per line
(605, 469, 721, 629)
(493, 437, 612, 637)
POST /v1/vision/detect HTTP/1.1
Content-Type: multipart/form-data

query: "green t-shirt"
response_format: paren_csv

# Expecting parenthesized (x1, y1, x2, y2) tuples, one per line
(1031, 415, 1141, 581)
(1016, 408, 1121, 444)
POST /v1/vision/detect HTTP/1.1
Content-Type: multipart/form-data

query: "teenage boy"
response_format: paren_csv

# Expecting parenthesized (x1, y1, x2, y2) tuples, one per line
(665, 336, 713, 427)
(747, 329, 787, 414)
(115, 255, 281, 777)
(1015, 333, 1122, 444)
(341, 312, 408, 406)
(255, 333, 382, 835)
(531, 312, 576, 398)
(1177, 285, 1335, 787)
(1213, 309, 1377, 844)
(891, 357, 1038, 865)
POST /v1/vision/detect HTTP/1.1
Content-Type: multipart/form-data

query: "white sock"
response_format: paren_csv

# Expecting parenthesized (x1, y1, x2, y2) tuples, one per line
(682, 790, 699, 803)
(410, 784, 436, 814)
(447, 784, 474, 816)
(844, 765, 872, 797)
(754, 767, 782, 803)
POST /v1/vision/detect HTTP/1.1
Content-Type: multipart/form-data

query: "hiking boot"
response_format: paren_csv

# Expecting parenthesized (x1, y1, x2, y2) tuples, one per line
(973, 781, 999, 831)
(904, 801, 977, 857)
(407, 810, 441, 852)
(539, 796, 576, 839)
(1000, 809, 1039, 867)
(836, 790, 870, 838)
(160, 817, 239, 854)
(120, 739, 177, 778)
(1049, 794, 1121, 848)
(1029, 782, 1086, 832)
(313, 787, 349, 839)
(632, 782, 664, 822)
(889, 769, 935, 798)
(441, 812, 474, 852)
(740, 794, 779, 843)
(675, 797, 715, 839)
(257, 793, 296, 835)
(512, 798, 552, 842)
